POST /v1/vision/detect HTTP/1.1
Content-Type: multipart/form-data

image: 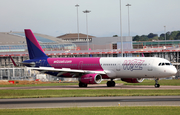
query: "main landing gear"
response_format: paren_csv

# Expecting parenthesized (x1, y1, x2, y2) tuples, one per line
(107, 79, 116, 87)
(155, 78, 160, 88)
(79, 82, 87, 87)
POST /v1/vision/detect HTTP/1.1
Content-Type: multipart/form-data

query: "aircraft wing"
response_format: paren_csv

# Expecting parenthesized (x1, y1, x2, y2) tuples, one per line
(28, 67, 106, 75)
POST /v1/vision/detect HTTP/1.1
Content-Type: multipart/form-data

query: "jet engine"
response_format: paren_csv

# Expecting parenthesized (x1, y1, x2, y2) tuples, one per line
(80, 74, 102, 84)
(121, 78, 144, 83)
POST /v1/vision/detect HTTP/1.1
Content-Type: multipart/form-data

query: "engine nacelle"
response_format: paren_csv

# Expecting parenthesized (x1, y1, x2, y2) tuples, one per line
(80, 74, 102, 84)
(121, 78, 144, 83)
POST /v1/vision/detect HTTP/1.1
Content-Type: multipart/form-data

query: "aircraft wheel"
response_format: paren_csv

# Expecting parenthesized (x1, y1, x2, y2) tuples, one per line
(107, 81, 111, 87)
(155, 84, 160, 88)
(79, 82, 87, 87)
(107, 81, 116, 87)
(112, 81, 115, 87)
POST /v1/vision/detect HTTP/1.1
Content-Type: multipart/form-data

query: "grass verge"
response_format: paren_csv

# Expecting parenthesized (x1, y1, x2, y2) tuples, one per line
(1, 89, 180, 99)
(0, 82, 78, 87)
(0, 106, 180, 115)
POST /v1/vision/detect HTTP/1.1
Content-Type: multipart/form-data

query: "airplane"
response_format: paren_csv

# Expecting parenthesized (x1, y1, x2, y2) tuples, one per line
(10, 29, 177, 88)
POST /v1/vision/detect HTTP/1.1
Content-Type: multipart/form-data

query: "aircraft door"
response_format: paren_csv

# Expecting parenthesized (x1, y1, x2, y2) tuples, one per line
(148, 60, 154, 71)
(36, 62, 40, 67)
(116, 61, 121, 71)
(78, 61, 83, 70)
(40, 60, 46, 66)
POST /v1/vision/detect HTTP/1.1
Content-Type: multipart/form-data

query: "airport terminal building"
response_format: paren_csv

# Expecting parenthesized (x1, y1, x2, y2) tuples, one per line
(0, 32, 77, 52)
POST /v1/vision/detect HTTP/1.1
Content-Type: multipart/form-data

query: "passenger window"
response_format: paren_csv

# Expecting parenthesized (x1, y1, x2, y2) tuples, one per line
(158, 63, 161, 66)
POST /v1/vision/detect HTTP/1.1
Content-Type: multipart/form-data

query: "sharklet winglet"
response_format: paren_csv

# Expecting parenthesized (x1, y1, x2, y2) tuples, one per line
(9, 55, 18, 67)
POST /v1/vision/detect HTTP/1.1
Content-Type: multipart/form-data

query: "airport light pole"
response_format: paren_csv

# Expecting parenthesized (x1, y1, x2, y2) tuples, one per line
(164, 26, 166, 46)
(83, 10, 91, 50)
(119, 0, 123, 57)
(75, 4, 80, 41)
(126, 3, 131, 36)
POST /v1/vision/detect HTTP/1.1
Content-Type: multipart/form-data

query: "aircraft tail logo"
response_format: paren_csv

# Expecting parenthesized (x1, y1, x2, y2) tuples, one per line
(24, 29, 48, 59)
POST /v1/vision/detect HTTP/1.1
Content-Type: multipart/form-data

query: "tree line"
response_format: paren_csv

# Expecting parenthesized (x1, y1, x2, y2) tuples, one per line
(113, 30, 180, 41)
(133, 31, 180, 41)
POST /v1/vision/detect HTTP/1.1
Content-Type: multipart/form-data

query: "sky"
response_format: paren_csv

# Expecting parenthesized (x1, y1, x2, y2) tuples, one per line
(0, 0, 180, 37)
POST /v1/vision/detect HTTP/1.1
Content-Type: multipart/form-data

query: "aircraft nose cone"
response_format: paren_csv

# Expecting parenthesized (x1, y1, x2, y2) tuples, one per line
(171, 67, 177, 75)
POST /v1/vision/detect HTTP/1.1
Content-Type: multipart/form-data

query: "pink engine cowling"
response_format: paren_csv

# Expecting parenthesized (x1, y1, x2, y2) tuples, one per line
(80, 74, 102, 84)
(121, 78, 144, 83)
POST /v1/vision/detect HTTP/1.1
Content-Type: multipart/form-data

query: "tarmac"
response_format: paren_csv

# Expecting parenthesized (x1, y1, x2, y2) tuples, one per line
(0, 96, 180, 109)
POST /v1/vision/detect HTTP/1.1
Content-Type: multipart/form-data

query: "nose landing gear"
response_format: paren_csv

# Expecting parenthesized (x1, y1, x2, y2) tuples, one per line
(155, 78, 160, 88)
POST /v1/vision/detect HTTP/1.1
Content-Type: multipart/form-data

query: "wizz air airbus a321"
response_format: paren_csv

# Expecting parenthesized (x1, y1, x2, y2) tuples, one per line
(11, 29, 177, 88)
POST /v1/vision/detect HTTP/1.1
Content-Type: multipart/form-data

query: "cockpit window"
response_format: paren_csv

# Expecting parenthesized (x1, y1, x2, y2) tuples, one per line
(159, 62, 172, 66)
(165, 63, 170, 65)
